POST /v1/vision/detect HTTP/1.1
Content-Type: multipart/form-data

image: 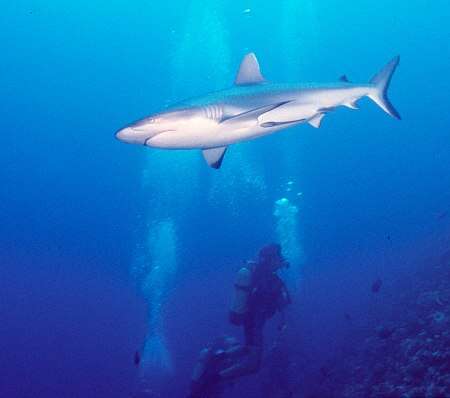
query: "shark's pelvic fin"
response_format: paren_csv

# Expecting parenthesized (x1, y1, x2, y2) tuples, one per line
(202, 146, 227, 169)
(235, 53, 266, 85)
(308, 113, 325, 128)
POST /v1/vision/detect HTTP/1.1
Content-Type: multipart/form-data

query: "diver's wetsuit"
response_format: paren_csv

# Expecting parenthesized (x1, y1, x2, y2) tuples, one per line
(219, 272, 289, 381)
(189, 245, 290, 396)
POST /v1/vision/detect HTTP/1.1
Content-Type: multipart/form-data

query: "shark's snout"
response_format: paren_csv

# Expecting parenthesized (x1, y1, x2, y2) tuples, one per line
(115, 126, 148, 145)
(115, 127, 130, 141)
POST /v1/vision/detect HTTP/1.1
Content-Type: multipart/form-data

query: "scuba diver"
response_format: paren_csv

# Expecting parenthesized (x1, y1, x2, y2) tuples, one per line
(223, 243, 291, 379)
(188, 244, 291, 397)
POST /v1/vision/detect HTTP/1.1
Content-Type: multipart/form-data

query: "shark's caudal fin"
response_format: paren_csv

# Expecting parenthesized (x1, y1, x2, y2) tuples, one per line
(368, 56, 401, 120)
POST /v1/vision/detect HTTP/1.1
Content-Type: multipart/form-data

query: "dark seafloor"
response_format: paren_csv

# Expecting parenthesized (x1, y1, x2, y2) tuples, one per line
(306, 248, 450, 398)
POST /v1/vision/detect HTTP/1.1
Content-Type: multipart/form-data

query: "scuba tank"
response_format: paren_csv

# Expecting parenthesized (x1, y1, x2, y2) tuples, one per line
(229, 262, 255, 325)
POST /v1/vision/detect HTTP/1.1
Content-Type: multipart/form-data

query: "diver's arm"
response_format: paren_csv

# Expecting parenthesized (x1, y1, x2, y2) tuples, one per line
(277, 280, 291, 310)
(218, 346, 262, 381)
(222, 344, 248, 360)
(278, 309, 287, 331)
(284, 284, 292, 305)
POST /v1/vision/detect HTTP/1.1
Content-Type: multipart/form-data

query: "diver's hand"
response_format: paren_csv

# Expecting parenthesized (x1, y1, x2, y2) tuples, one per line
(278, 322, 287, 332)
(213, 349, 226, 360)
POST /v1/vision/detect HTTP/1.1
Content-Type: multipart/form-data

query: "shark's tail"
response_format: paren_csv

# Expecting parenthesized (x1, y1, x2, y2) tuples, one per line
(368, 56, 401, 120)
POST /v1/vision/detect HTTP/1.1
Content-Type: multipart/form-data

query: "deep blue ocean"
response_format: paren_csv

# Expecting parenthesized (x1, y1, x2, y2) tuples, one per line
(1, 1, 450, 397)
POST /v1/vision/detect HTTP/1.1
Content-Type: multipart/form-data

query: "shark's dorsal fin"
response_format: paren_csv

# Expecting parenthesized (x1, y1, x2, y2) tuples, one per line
(235, 53, 265, 85)
(202, 146, 227, 169)
(339, 75, 350, 83)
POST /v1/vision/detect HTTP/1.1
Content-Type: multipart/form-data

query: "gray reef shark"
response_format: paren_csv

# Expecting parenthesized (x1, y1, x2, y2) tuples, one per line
(116, 53, 400, 168)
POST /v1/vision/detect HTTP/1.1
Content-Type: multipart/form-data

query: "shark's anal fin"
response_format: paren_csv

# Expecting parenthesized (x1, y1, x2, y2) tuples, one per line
(308, 113, 325, 128)
(344, 100, 359, 109)
(202, 146, 228, 169)
(235, 53, 266, 85)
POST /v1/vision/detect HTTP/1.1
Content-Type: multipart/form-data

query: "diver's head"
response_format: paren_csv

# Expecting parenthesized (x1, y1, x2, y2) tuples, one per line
(258, 243, 289, 272)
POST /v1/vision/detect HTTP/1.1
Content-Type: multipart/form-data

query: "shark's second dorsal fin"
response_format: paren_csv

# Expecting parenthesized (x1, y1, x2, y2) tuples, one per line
(235, 53, 265, 85)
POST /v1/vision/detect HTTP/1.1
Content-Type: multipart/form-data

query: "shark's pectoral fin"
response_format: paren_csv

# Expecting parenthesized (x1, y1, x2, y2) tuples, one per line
(220, 102, 291, 126)
(260, 119, 306, 128)
(202, 146, 228, 169)
(318, 107, 335, 113)
(235, 53, 266, 85)
(308, 113, 325, 128)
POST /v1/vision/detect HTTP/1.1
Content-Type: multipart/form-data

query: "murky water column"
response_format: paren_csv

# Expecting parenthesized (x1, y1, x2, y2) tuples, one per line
(170, 2, 231, 96)
(133, 155, 187, 387)
(269, 1, 318, 291)
(139, 220, 177, 375)
(278, 0, 320, 174)
(280, 0, 319, 78)
(274, 197, 304, 293)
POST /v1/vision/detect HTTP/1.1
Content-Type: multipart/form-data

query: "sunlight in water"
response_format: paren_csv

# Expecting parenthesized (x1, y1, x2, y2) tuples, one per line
(135, 220, 177, 378)
(274, 196, 304, 293)
(135, 2, 235, 379)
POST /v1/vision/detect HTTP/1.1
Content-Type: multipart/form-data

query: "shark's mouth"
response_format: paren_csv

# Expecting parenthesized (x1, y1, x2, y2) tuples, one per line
(144, 130, 175, 146)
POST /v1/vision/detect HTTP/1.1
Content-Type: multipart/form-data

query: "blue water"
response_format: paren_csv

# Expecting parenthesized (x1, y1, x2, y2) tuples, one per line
(1, 1, 449, 397)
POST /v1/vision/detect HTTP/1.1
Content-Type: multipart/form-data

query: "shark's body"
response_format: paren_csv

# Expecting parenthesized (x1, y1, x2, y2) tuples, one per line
(116, 53, 400, 168)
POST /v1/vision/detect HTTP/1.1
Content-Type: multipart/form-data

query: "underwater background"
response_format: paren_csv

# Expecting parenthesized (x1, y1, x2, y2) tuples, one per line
(1, 1, 450, 397)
